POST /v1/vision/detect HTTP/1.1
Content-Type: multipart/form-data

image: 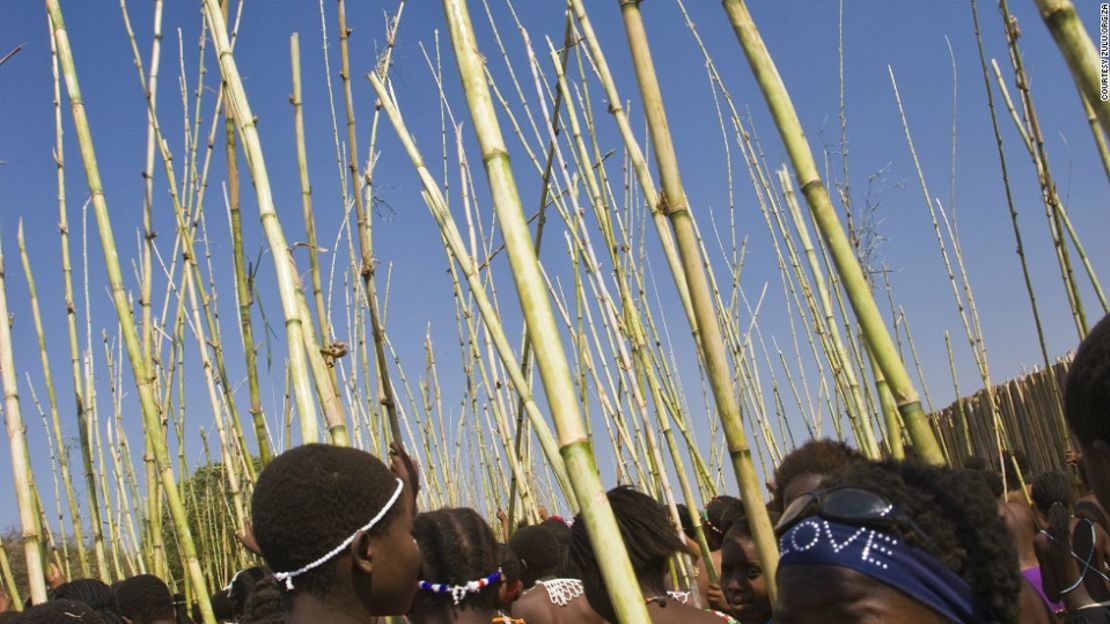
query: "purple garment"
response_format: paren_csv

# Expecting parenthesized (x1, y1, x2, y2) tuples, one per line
(1023, 566, 1066, 614)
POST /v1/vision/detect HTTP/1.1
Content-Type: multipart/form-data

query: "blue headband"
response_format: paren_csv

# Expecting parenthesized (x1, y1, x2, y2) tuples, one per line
(778, 518, 992, 624)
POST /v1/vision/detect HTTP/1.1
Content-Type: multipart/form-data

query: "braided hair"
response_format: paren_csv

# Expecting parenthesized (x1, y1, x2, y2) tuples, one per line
(250, 444, 403, 596)
(239, 576, 288, 624)
(412, 507, 503, 615)
(704, 496, 744, 550)
(24, 599, 107, 624)
(569, 486, 688, 621)
(823, 460, 1020, 624)
(1033, 471, 1075, 550)
(49, 579, 121, 624)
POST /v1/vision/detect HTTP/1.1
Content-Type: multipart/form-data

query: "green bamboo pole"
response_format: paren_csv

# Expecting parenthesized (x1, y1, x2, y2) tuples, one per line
(565, 0, 699, 345)
(136, 0, 166, 580)
(291, 31, 330, 365)
(199, 0, 318, 446)
(618, 0, 780, 599)
(1033, 0, 1110, 139)
(0, 244, 47, 605)
(968, 0, 1070, 451)
(28, 375, 72, 580)
(221, 8, 270, 468)
(721, 0, 944, 465)
(437, 1, 650, 619)
(16, 223, 90, 577)
(45, 2, 215, 620)
(120, 0, 260, 484)
(369, 74, 577, 508)
(48, 13, 109, 583)
(1079, 94, 1110, 189)
(542, 42, 717, 585)
(336, 0, 402, 447)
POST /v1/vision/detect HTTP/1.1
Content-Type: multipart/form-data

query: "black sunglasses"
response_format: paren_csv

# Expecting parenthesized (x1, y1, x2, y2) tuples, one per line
(774, 486, 933, 547)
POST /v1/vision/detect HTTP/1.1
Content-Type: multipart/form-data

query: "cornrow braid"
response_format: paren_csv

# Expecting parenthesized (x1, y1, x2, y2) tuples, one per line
(413, 507, 504, 614)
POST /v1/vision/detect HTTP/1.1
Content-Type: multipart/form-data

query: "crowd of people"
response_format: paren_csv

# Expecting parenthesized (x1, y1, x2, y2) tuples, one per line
(0, 316, 1108, 623)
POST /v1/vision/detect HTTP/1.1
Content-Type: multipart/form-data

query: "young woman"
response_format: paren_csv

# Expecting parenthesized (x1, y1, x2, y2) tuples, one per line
(569, 486, 738, 624)
(719, 518, 772, 624)
(409, 507, 521, 624)
(1032, 471, 1110, 623)
(774, 460, 1020, 624)
(246, 442, 422, 624)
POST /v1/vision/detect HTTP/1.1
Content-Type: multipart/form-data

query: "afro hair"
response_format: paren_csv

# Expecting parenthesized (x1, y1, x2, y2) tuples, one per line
(823, 461, 1020, 624)
(508, 523, 566, 588)
(250, 444, 402, 596)
(112, 575, 174, 624)
(1066, 313, 1110, 447)
(771, 439, 865, 512)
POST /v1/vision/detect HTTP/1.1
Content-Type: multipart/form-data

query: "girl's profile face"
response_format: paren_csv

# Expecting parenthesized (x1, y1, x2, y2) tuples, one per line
(367, 488, 422, 615)
(720, 534, 771, 623)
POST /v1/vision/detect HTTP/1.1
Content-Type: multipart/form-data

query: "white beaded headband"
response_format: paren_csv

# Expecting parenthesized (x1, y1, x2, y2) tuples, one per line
(272, 477, 405, 590)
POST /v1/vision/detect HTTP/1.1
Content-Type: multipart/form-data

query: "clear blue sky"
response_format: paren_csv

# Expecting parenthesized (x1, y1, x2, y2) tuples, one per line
(0, 1, 1107, 529)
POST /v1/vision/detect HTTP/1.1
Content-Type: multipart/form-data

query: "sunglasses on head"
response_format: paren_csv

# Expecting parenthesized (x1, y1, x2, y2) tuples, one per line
(774, 486, 933, 547)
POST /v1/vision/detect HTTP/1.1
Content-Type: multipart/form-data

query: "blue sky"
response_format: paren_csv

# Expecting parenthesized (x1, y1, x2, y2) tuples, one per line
(0, 1, 1107, 529)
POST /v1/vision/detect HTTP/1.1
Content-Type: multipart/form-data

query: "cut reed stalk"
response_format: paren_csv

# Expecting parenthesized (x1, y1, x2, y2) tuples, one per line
(721, 0, 944, 465)
(49, 13, 110, 582)
(968, 0, 1069, 447)
(220, 11, 270, 467)
(337, 0, 401, 446)
(200, 0, 318, 446)
(619, 0, 780, 599)
(17, 223, 90, 576)
(368, 74, 576, 506)
(439, 0, 650, 618)
(1033, 0, 1110, 138)
(47, 1, 216, 619)
(0, 244, 48, 605)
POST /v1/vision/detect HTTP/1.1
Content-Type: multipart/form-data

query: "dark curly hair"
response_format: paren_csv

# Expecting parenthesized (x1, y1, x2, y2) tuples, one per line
(112, 575, 174, 623)
(1066, 313, 1110, 447)
(771, 439, 864, 512)
(508, 521, 568, 588)
(963, 467, 1005, 499)
(569, 486, 688, 592)
(412, 507, 503, 615)
(250, 444, 402, 597)
(823, 460, 1020, 624)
